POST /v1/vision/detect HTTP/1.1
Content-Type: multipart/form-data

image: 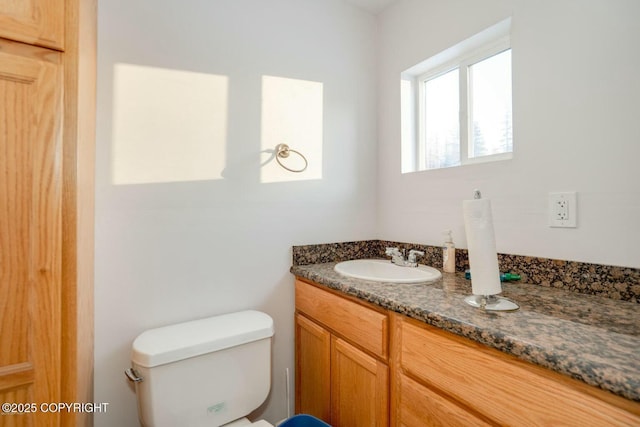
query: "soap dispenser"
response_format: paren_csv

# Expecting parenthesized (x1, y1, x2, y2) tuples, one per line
(443, 230, 456, 273)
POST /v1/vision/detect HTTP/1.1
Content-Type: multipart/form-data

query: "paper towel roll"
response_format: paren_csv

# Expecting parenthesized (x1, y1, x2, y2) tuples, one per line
(463, 197, 502, 296)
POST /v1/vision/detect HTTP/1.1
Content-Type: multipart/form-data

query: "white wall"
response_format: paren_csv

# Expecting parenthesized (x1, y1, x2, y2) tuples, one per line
(94, 1, 377, 425)
(96, 1, 640, 424)
(377, 0, 640, 268)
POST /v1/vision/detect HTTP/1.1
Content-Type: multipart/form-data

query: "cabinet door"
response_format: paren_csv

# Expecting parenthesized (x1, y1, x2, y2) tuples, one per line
(0, 38, 63, 426)
(331, 337, 388, 427)
(397, 374, 492, 427)
(295, 314, 331, 423)
(0, 0, 65, 50)
(397, 315, 640, 426)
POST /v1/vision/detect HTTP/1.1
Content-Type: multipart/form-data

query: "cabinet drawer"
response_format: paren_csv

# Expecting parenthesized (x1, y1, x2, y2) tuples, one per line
(397, 374, 491, 427)
(399, 317, 640, 426)
(295, 279, 388, 359)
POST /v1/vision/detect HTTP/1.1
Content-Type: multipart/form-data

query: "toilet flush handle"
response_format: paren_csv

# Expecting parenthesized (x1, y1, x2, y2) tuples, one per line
(125, 368, 143, 383)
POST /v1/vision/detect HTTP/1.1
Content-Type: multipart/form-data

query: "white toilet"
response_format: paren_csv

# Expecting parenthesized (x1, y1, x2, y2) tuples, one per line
(126, 310, 276, 427)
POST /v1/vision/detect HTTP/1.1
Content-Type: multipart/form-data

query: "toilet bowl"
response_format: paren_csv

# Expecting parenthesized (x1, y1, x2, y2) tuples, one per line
(222, 418, 274, 427)
(126, 310, 276, 427)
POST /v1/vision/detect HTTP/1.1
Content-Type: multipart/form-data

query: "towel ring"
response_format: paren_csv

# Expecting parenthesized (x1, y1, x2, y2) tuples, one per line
(276, 144, 308, 173)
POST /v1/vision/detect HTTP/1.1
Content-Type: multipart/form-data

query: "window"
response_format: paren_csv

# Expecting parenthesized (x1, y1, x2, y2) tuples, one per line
(401, 18, 512, 173)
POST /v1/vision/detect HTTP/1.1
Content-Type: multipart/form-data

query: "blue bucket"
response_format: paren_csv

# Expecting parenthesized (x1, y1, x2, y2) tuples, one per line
(279, 414, 331, 427)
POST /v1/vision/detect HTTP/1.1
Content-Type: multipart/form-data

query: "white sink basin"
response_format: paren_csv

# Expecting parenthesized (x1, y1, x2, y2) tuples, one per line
(334, 259, 442, 283)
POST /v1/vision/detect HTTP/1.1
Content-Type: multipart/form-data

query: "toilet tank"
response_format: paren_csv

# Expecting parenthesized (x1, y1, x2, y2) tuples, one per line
(129, 310, 274, 427)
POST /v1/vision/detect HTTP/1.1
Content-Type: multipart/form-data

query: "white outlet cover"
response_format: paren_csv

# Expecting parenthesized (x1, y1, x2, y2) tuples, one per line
(549, 192, 577, 228)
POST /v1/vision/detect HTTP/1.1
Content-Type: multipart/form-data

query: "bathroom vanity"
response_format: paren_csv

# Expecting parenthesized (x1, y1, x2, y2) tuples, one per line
(292, 263, 640, 427)
(295, 278, 389, 426)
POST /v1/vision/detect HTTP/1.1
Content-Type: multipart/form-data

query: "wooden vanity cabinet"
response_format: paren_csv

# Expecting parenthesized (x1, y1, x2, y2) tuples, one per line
(295, 279, 389, 427)
(391, 313, 640, 427)
(295, 277, 640, 426)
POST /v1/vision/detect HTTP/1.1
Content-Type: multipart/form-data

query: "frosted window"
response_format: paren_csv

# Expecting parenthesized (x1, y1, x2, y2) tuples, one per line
(424, 68, 460, 169)
(469, 49, 512, 158)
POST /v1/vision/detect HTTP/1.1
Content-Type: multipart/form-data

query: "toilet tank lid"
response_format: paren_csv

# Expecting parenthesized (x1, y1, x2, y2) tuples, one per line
(131, 310, 274, 368)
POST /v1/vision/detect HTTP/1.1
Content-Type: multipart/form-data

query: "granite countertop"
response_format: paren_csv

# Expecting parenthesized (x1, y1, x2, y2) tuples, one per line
(291, 261, 640, 402)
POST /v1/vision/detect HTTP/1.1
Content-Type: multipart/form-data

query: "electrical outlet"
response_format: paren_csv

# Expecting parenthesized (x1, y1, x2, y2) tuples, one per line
(556, 199, 568, 220)
(549, 192, 577, 228)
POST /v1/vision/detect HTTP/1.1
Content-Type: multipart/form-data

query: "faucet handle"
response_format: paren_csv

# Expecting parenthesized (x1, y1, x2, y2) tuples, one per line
(408, 249, 425, 263)
(385, 247, 402, 256)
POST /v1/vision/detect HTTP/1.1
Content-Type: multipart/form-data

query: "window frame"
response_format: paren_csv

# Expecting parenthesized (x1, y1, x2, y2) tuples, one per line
(400, 17, 513, 174)
(417, 37, 512, 170)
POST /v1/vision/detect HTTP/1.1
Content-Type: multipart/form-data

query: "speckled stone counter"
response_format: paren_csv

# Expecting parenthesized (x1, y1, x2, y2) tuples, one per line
(292, 240, 640, 303)
(290, 261, 640, 402)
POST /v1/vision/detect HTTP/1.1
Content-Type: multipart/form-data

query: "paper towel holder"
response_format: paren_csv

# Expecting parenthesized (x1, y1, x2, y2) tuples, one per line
(463, 189, 519, 311)
(464, 294, 519, 311)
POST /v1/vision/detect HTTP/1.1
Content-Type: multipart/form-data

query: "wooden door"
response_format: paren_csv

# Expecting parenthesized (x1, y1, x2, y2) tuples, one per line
(295, 314, 331, 423)
(0, 0, 65, 50)
(0, 38, 63, 426)
(331, 337, 388, 427)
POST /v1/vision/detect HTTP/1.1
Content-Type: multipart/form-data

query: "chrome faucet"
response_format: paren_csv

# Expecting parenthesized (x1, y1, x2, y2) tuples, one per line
(385, 247, 405, 265)
(407, 249, 425, 265)
(385, 247, 425, 267)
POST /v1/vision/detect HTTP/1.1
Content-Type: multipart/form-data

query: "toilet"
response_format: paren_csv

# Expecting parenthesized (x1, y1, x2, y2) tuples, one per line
(125, 310, 276, 427)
